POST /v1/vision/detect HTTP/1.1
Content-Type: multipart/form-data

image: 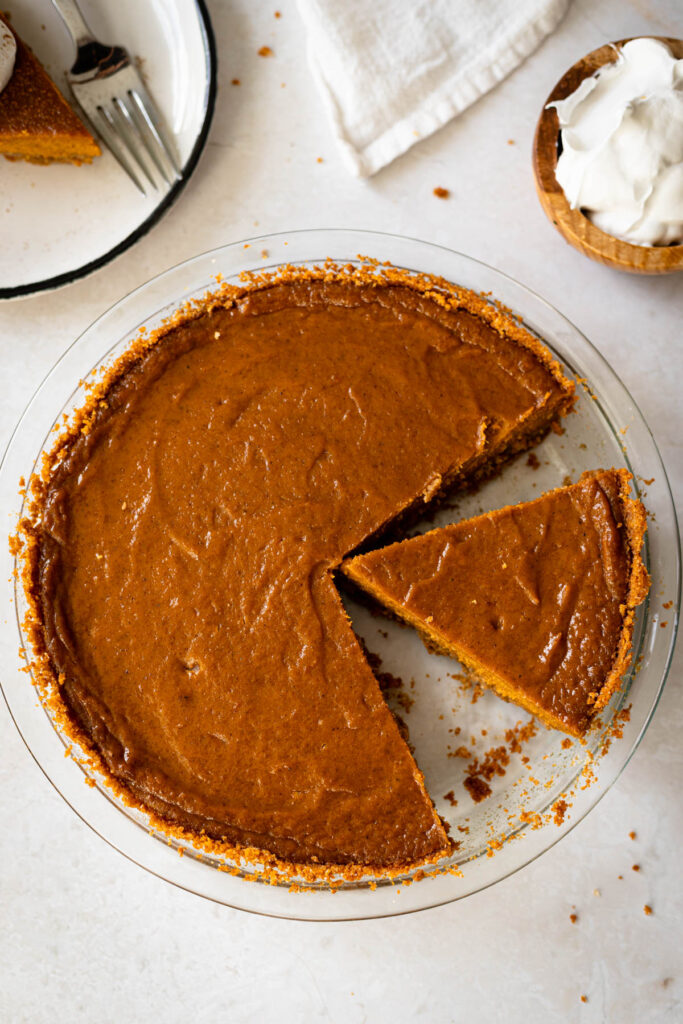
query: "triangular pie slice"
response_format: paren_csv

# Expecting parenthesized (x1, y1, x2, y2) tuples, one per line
(0, 15, 100, 164)
(343, 470, 649, 736)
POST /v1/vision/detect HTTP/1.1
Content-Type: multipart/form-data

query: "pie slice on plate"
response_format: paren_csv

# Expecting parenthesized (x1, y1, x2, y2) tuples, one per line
(0, 14, 100, 165)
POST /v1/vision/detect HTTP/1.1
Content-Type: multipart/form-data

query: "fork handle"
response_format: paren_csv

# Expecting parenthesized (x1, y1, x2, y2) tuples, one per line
(51, 0, 94, 48)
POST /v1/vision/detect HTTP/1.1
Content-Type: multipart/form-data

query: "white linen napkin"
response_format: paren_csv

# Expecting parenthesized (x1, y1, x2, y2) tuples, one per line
(298, 0, 570, 177)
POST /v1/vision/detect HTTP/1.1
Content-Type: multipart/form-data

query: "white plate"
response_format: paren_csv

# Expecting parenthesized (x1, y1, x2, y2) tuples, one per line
(0, 231, 679, 920)
(0, 0, 215, 299)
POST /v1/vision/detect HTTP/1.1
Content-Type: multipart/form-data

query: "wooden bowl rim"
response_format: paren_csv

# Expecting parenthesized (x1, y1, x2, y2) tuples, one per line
(533, 36, 683, 274)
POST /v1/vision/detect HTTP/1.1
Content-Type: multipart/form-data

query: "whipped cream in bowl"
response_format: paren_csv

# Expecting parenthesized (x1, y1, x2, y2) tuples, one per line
(0, 19, 17, 95)
(549, 38, 683, 248)
(533, 37, 683, 273)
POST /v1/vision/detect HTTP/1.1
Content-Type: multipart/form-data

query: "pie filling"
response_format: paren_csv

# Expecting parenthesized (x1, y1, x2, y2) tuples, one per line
(23, 268, 578, 874)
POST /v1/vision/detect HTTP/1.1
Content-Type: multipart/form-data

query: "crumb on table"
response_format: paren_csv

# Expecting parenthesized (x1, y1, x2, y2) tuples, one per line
(258, 46, 273, 57)
(433, 187, 450, 199)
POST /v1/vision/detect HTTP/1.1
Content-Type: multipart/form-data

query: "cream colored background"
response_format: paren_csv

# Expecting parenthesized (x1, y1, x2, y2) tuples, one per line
(1, 0, 681, 1021)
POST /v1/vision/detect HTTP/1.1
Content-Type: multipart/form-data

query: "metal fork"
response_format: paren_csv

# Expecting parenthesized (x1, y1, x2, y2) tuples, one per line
(52, 0, 181, 194)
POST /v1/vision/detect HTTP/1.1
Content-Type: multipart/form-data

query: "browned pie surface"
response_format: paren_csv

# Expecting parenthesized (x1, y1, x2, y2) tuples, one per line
(343, 470, 649, 736)
(0, 15, 100, 164)
(33, 274, 574, 870)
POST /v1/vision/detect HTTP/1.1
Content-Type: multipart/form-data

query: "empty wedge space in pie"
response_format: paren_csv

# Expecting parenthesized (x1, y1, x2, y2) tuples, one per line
(19, 262, 648, 881)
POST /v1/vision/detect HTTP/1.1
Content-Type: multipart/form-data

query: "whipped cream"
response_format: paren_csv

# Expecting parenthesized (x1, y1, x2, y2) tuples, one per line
(549, 38, 683, 246)
(0, 21, 16, 95)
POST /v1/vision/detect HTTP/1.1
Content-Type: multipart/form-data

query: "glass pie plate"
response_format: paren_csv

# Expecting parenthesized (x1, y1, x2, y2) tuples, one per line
(0, 230, 679, 921)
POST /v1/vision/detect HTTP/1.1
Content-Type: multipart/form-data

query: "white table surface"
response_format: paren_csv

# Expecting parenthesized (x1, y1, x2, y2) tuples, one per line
(1, 1, 681, 1021)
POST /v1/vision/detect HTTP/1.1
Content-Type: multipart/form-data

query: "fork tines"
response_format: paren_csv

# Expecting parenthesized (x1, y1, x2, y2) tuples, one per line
(70, 65, 181, 195)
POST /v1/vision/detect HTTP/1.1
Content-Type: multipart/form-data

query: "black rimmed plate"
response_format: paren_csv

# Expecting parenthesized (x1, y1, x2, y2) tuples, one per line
(0, 0, 216, 300)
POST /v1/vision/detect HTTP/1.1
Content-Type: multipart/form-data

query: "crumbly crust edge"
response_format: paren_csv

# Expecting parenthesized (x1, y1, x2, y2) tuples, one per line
(590, 470, 650, 714)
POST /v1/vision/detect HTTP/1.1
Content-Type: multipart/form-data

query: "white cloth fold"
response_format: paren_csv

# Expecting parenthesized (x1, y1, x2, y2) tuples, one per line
(298, 0, 570, 177)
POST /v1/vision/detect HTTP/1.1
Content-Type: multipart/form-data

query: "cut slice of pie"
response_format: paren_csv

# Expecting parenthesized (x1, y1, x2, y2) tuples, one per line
(342, 469, 649, 736)
(0, 15, 100, 164)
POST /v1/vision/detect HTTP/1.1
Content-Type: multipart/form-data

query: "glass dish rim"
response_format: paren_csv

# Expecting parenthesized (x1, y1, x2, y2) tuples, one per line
(1, 227, 679, 921)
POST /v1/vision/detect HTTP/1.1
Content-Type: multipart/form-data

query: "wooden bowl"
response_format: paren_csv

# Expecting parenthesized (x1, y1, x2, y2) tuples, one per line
(533, 37, 683, 275)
